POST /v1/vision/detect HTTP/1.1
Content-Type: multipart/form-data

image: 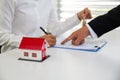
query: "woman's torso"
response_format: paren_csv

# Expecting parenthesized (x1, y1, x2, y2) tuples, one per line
(12, 0, 52, 37)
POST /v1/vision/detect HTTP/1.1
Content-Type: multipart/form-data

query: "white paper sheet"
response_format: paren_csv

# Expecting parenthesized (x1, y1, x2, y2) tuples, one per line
(54, 37, 107, 52)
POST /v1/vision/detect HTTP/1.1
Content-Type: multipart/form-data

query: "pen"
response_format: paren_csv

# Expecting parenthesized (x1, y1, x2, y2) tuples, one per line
(40, 27, 50, 34)
(40, 26, 52, 48)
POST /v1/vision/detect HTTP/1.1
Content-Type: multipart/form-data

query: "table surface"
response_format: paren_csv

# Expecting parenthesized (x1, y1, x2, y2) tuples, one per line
(0, 30, 120, 80)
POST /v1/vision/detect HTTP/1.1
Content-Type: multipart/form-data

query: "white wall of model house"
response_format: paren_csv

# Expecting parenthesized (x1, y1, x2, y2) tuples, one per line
(21, 49, 43, 61)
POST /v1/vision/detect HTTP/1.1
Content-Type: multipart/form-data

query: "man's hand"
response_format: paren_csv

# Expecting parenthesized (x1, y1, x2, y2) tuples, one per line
(61, 25, 90, 45)
(41, 34, 56, 47)
(77, 8, 92, 21)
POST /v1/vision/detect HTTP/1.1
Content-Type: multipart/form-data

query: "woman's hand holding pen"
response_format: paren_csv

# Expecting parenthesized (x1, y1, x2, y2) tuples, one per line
(41, 34, 56, 47)
(40, 27, 56, 47)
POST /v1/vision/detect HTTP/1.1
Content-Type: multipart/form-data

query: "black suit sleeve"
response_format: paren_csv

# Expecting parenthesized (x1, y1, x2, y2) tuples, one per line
(88, 5, 120, 37)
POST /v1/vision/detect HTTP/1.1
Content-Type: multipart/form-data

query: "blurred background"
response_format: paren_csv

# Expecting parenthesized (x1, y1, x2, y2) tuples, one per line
(55, 0, 120, 20)
(55, 0, 120, 34)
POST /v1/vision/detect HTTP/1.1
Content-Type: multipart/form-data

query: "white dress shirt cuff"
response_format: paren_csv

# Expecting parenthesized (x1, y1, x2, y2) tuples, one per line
(86, 24, 98, 39)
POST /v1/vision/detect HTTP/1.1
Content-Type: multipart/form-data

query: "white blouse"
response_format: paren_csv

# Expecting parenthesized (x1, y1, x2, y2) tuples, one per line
(0, 0, 80, 52)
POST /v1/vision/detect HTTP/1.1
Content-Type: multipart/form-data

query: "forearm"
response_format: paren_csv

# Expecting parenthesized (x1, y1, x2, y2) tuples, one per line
(0, 32, 23, 52)
(88, 5, 120, 37)
(47, 14, 80, 36)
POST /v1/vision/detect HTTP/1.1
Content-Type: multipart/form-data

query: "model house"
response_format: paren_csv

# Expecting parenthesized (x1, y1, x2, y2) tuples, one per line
(18, 37, 49, 62)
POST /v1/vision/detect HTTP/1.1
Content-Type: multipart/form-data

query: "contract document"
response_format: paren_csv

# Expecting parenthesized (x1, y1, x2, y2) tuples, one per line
(53, 37, 107, 52)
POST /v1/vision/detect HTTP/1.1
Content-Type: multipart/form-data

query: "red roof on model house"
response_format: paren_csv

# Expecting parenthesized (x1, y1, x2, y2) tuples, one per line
(19, 37, 46, 50)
